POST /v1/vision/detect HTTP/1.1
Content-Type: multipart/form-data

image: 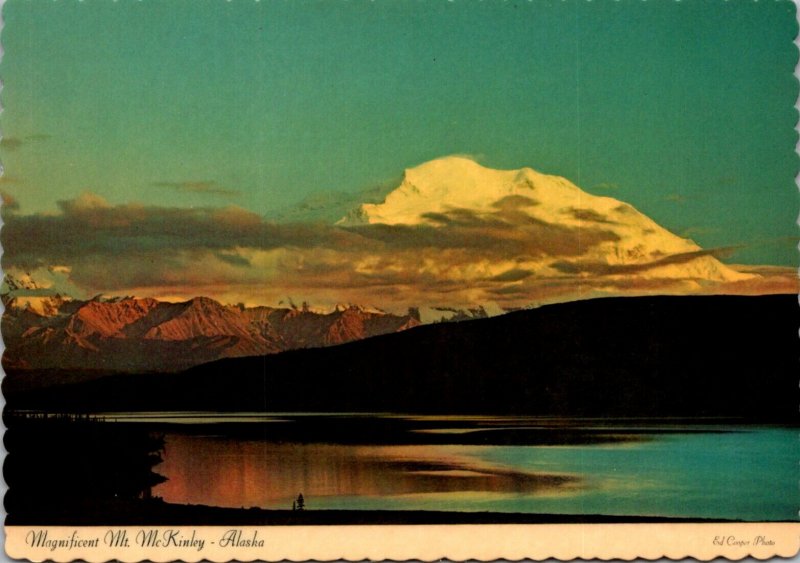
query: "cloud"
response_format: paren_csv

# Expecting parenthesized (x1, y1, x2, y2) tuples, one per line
(550, 246, 742, 277)
(491, 195, 540, 211)
(564, 207, 617, 225)
(1, 191, 20, 212)
(1, 192, 615, 306)
(0, 134, 51, 152)
(0, 138, 24, 152)
(59, 191, 113, 213)
(0, 175, 22, 185)
(664, 193, 688, 204)
(2, 264, 87, 299)
(1, 193, 371, 274)
(2, 192, 790, 312)
(270, 179, 401, 223)
(152, 180, 241, 197)
(347, 209, 618, 259)
(489, 268, 534, 282)
(215, 251, 252, 268)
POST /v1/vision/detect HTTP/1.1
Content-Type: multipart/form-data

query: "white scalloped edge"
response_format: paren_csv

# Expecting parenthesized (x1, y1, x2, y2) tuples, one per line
(4, 523, 800, 562)
(1, 1, 799, 562)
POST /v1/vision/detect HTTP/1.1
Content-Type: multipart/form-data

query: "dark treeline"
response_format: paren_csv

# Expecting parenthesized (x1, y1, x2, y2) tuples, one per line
(4, 413, 167, 523)
(6, 295, 798, 422)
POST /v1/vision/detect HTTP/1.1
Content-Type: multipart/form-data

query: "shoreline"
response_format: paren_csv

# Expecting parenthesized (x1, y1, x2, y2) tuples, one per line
(6, 499, 759, 526)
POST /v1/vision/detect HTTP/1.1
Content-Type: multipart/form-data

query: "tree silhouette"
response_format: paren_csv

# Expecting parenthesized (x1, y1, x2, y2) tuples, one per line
(296, 493, 305, 511)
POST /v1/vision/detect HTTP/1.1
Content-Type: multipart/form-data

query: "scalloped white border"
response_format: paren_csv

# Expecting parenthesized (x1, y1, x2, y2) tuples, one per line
(4, 523, 800, 562)
(1, 0, 798, 562)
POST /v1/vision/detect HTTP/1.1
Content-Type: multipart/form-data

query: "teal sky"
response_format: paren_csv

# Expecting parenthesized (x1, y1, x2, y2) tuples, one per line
(2, 0, 798, 266)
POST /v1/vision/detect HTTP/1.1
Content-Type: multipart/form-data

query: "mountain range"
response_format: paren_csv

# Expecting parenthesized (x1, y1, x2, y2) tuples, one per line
(8, 294, 797, 422)
(2, 290, 419, 372)
(5, 157, 789, 323)
(3, 156, 793, 375)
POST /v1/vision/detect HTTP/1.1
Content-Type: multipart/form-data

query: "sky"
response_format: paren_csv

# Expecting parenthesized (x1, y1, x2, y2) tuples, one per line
(1, 0, 797, 309)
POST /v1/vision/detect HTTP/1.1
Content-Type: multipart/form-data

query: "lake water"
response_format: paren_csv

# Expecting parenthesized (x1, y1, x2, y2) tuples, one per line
(93, 413, 798, 522)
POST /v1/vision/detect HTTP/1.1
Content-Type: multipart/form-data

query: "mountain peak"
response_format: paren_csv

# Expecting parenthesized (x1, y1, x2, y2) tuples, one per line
(340, 157, 587, 227)
(4, 293, 421, 372)
(184, 296, 223, 308)
(338, 157, 753, 286)
(405, 155, 488, 177)
(4, 272, 43, 293)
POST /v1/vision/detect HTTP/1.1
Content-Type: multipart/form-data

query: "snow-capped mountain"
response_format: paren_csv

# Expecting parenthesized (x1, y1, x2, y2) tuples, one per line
(3, 157, 777, 374)
(2, 294, 420, 372)
(3, 272, 44, 293)
(339, 156, 752, 284)
(2, 272, 77, 317)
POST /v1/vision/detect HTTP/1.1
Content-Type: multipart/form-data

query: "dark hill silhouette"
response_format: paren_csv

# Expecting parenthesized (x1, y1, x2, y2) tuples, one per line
(7, 295, 798, 422)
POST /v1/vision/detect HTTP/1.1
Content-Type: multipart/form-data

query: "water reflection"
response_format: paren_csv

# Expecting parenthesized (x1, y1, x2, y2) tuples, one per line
(5, 411, 796, 521)
(154, 436, 579, 509)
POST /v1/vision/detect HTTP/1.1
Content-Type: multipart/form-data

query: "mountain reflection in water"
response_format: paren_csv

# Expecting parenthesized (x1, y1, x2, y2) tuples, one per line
(8, 412, 795, 521)
(154, 438, 579, 508)
(145, 415, 798, 520)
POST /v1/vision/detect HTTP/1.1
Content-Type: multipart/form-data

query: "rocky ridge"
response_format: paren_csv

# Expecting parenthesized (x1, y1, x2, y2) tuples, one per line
(3, 292, 420, 372)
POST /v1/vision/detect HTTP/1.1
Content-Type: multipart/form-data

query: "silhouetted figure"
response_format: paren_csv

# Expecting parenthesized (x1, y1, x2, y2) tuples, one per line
(296, 493, 305, 511)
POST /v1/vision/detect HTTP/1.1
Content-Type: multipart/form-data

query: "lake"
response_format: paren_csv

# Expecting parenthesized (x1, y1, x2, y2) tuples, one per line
(86, 413, 798, 522)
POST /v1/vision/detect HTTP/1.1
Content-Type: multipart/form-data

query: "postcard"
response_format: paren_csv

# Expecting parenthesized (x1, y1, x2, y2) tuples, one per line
(1, 0, 798, 561)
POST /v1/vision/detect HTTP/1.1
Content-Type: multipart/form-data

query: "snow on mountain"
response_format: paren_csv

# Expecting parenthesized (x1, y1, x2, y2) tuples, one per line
(2, 157, 769, 373)
(339, 156, 753, 284)
(3, 294, 421, 372)
(3, 272, 44, 293)
(1, 269, 79, 318)
(3, 267, 86, 300)
(4, 294, 74, 317)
